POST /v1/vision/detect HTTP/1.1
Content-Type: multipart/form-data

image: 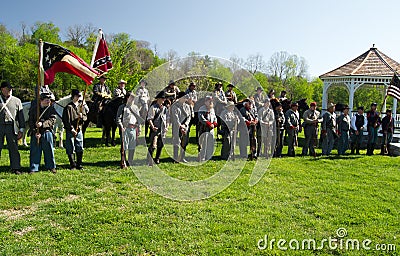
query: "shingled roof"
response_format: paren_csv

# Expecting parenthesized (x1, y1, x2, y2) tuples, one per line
(320, 46, 400, 78)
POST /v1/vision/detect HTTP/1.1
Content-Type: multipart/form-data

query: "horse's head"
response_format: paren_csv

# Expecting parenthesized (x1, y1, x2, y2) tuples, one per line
(297, 98, 309, 111)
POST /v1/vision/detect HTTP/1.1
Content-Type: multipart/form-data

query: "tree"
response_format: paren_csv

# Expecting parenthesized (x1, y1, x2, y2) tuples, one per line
(65, 23, 96, 47)
(266, 51, 309, 85)
(245, 53, 266, 74)
(30, 22, 61, 44)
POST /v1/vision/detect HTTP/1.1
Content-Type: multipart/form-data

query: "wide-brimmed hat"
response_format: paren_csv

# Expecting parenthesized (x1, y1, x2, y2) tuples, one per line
(71, 89, 81, 97)
(40, 92, 52, 100)
(310, 102, 317, 107)
(343, 104, 350, 109)
(99, 74, 107, 79)
(189, 82, 196, 87)
(327, 103, 335, 109)
(0, 81, 13, 89)
(227, 83, 235, 88)
(357, 106, 364, 111)
(291, 102, 299, 107)
(118, 79, 127, 84)
(168, 80, 175, 86)
(371, 102, 378, 107)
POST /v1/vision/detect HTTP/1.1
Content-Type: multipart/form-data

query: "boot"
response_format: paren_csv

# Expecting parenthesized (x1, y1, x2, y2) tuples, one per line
(76, 152, 83, 169)
(370, 143, 375, 155)
(155, 147, 162, 164)
(350, 143, 355, 154)
(380, 145, 385, 155)
(366, 144, 371, 155)
(68, 154, 76, 170)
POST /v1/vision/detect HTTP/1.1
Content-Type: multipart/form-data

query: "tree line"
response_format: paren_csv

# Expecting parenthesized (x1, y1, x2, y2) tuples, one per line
(0, 21, 391, 111)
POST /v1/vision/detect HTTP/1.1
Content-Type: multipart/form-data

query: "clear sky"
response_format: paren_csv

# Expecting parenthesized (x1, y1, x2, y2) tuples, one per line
(2, 0, 400, 78)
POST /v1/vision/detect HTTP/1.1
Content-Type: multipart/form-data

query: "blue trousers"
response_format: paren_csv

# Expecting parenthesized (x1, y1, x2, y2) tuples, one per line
(368, 127, 378, 145)
(65, 130, 84, 155)
(30, 131, 56, 172)
(322, 130, 335, 155)
(338, 130, 349, 155)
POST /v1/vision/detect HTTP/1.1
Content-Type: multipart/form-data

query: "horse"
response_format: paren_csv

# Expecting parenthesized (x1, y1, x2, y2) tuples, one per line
(21, 95, 72, 147)
(102, 97, 125, 146)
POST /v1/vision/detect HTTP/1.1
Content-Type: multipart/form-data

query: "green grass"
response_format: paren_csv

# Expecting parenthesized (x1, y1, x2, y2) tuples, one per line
(0, 128, 399, 255)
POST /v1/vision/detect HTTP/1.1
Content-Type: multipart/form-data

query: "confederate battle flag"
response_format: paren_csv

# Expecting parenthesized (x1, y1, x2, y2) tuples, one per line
(40, 42, 100, 85)
(90, 29, 112, 73)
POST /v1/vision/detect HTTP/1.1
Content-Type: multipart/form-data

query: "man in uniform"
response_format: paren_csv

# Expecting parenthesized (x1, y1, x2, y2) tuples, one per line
(279, 90, 287, 102)
(380, 109, 394, 155)
(163, 80, 180, 104)
(350, 106, 367, 155)
(92, 74, 111, 127)
(285, 102, 299, 157)
(240, 99, 258, 160)
(366, 102, 380, 155)
(220, 101, 240, 160)
(254, 87, 265, 110)
(0, 81, 25, 174)
(225, 83, 237, 104)
(273, 102, 285, 158)
(337, 105, 351, 155)
(198, 95, 218, 161)
(116, 92, 143, 166)
(321, 103, 337, 155)
(170, 91, 191, 163)
(28, 92, 57, 174)
(113, 79, 127, 99)
(147, 91, 169, 165)
(136, 79, 150, 120)
(257, 99, 275, 158)
(62, 89, 88, 170)
(302, 102, 322, 156)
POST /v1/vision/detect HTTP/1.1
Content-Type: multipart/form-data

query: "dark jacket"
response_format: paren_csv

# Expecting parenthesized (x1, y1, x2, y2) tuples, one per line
(62, 101, 88, 132)
(28, 102, 57, 135)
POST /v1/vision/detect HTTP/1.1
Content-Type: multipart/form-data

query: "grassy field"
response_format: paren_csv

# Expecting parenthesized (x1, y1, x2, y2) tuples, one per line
(0, 127, 399, 255)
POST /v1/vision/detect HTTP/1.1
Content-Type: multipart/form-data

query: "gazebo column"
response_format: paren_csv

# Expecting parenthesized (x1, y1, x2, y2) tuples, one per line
(348, 83, 355, 113)
(322, 81, 329, 112)
(393, 98, 398, 118)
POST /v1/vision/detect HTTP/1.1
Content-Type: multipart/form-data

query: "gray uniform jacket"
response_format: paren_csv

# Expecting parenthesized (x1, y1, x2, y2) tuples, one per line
(285, 109, 299, 129)
(170, 101, 191, 133)
(0, 95, 25, 134)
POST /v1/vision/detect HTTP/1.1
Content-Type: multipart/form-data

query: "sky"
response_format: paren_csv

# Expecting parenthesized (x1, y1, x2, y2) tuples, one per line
(2, 0, 400, 78)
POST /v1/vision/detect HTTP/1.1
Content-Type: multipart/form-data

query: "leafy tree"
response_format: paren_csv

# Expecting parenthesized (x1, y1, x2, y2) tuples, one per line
(30, 22, 61, 44)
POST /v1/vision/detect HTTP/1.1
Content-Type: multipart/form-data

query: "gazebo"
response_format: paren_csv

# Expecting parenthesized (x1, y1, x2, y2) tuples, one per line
(319, 45, 399, 117)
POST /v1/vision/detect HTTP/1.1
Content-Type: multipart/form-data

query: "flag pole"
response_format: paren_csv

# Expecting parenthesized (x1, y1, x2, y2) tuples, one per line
(36, 39, 43, 145)
(75, 28, 103, 134)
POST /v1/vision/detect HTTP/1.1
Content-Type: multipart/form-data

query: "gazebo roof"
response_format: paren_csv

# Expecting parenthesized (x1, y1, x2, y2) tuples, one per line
(320, 46, 400, 78)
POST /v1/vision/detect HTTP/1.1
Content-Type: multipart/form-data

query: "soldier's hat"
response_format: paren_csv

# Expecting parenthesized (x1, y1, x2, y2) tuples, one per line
(327, 102, 335, 109)
(256, 86, 264, 91)
(215, 82, 223, 88)
(310, 102, 317, 107)
(40, 92, 52, 100)
(343, 104, 350, 109)
(371, 102, 378, 107)
(168, 80, 175, 86)
(155, 91, 166, 99)
(357, 106, 364, 111)
(227, 83, 235, 88)
(205, 95, 213, 101)
(71, 89, 81, 97)
(386, 109, 392, 113)
(118, 79, 127, 84)
(291, 102, 299, 107)
(140, 79, 147, 85)
(0, 81, 13, 89)
(99, 74, 107, 79)
(275, 102, 282, 107)
(189, 82, 196, 87)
